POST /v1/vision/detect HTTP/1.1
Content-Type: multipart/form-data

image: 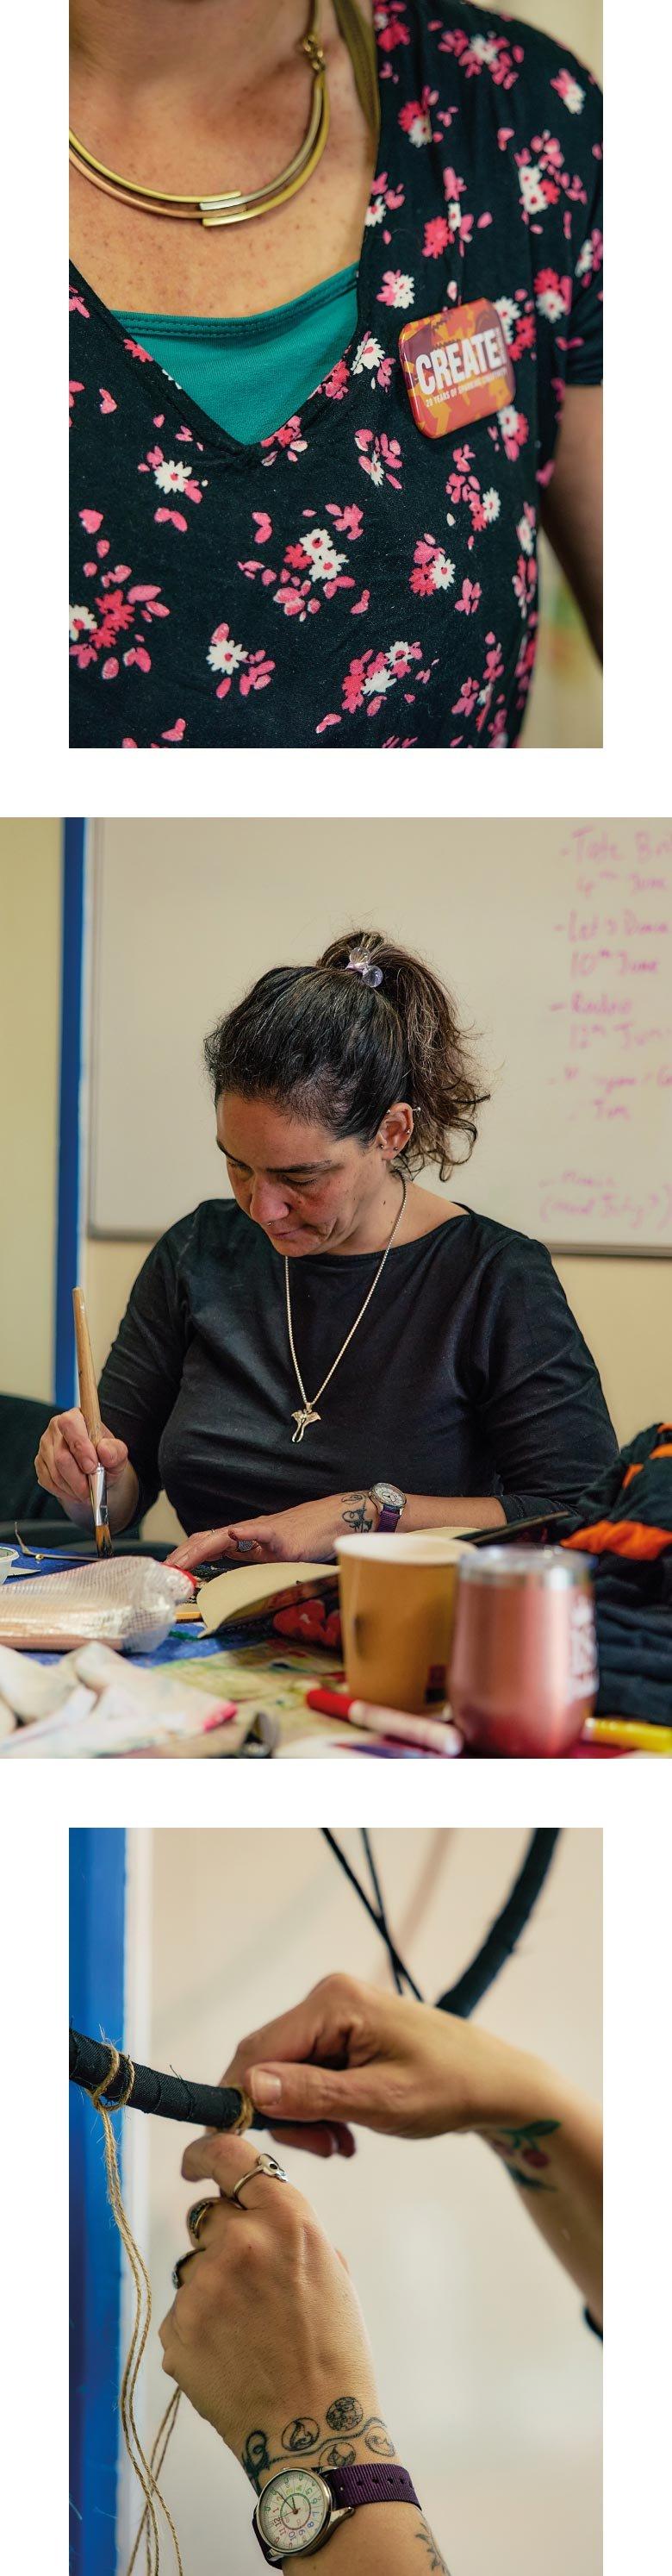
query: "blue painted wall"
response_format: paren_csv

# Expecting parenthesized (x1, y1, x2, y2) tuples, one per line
(70, 1829, 127, 2576)
(56, 821, 86, 1407)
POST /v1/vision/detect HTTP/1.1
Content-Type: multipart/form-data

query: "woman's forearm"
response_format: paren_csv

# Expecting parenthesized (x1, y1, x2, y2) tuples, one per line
(475, 2059, 603, 2327)
(401, 1494, 506, 1532)
(294, 2505, 450, 2573)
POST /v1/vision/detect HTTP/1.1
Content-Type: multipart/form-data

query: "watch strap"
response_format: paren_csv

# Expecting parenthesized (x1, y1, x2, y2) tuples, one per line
(325, 2462, 420, 2511)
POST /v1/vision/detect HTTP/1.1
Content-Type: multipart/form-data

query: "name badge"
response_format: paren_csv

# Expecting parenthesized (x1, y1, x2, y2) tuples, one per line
(399, 297, 514, 440)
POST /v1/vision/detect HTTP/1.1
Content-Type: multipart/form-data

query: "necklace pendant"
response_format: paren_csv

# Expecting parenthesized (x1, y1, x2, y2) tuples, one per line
(291, 1405, 321, 1444)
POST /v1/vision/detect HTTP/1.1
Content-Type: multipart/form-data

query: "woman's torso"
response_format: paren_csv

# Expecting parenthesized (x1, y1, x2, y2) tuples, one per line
(96, 1197, 616, 1535)
(70, 3, 601, 749)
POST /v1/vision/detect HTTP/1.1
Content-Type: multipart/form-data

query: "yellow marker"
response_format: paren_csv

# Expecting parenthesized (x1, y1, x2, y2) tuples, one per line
(583, 1717, 672, 1754)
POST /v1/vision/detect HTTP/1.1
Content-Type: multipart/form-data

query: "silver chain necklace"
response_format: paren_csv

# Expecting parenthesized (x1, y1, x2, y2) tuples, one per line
(284, 1173, 408, 1441)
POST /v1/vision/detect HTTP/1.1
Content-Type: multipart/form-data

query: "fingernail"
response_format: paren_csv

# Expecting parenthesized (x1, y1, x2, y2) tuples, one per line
(250, 2068, 282, 2106)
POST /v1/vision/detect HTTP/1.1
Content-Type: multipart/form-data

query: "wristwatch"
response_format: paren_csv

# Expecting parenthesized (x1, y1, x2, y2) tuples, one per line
(253, 2461, 420, 2561)
(370, 1481, 407, 1533)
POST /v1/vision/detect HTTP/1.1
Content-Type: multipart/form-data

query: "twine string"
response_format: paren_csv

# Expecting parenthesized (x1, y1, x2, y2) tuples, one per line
(90, 2043, 184, 2576)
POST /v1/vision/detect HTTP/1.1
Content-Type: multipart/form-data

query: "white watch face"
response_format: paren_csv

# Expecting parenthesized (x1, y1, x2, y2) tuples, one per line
(373, 1484, 404, 1509)
(258, 2470, 330, 2556)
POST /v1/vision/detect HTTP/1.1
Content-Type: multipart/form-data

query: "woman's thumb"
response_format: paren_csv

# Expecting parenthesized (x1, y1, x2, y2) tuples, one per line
(246, 2060, 364, 2124)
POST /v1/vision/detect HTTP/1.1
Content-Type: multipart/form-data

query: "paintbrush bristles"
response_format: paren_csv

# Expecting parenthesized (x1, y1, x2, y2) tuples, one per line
(95, 1522, 114, 1557)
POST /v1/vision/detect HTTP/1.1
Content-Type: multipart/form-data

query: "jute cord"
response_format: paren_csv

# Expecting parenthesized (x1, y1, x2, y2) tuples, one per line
(91, 2043, 184, 2576)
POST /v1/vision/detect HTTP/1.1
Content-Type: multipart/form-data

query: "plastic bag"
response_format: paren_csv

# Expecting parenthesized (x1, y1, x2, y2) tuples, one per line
(0, 1556, 194, 1654)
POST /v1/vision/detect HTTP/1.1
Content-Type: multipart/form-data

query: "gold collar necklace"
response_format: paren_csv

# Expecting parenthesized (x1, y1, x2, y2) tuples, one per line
(69, 0, 379, 232)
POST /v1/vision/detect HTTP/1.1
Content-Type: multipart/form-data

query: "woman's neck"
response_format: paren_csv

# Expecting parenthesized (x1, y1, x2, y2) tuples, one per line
(71, 1, 310, 96)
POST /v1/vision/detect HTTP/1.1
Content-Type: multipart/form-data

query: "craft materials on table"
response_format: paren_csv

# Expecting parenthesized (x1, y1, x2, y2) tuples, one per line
(0, 1557, 194, 1653)
(0, 1638, 238, 1755)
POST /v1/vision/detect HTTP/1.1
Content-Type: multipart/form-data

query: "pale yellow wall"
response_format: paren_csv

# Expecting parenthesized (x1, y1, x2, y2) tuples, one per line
(0, 820, 62, 1399)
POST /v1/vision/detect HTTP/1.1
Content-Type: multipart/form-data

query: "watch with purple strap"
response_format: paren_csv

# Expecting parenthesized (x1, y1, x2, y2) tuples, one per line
(370, 1481, 407, 1533)
(252, 2460, 420, 2560)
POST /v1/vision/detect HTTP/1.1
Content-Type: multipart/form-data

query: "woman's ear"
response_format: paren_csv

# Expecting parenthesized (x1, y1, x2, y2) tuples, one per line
(376, 1101, 414, 1158)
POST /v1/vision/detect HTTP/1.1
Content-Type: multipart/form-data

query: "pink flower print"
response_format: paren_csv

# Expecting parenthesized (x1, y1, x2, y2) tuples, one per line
(252, 511, 273, 544)
(498, 405, 529, 463)
(161, 719, 187, 743)
(439, 25, 521, 91)
(377, 270, 414, 310)
(99, 389, 117, 415)
(576, 228, 603, 285)
(423, 216, 451, 259)
(534, 266, 571, 323)
(70, 288, 90, 319)
(455, 578, 482, 616)
(261, 416, 307, 466)
(240, 651, 275, 697)
(69, 605, 97, 663)
(123, 338, 155, 364)
(356, 430, 403, 491)
(323, 358, 350, 400)
(375, 4, 411, 53)
(452, 675, 480, 718)
(399, 88, 439, 147)
(351, 334, 394, 393)
(551, 67, 586, 115)
(208, 624, 274, 698)
(325, 503, 364, 541)
(79, 508, 103, 536)
(152, 455, 202, 503)
(338, 636, 422, 720)
(442, 166, 466, 203)
(208, 623, 250, 694)
(364, 170, 406, 230)
(70, 380, 84, 421)
(495, 295, 536, 363)
(409, 536, 456, 597)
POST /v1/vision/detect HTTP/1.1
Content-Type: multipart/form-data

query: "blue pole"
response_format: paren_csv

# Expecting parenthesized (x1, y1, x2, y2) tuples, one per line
(70, 1829, 127, 2576)
(55, 820, 86, 1407)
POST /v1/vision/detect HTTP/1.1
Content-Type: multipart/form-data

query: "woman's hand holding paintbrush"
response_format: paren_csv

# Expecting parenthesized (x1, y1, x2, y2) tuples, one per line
(34, 1286, 140, 1547)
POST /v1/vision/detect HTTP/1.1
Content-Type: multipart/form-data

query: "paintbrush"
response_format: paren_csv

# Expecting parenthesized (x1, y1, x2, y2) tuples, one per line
(72, 1287, 113, 1556)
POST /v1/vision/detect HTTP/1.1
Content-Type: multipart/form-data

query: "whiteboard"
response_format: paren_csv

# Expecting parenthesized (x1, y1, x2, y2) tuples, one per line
(88, 819, 672, 1252)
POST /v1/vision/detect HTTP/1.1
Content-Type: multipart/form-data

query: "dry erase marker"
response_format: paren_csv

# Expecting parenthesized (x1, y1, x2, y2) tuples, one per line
(306, 1687, 461, 1754)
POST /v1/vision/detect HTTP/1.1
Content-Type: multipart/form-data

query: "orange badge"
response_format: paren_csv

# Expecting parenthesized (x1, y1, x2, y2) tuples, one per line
(399, 297, 515, 440)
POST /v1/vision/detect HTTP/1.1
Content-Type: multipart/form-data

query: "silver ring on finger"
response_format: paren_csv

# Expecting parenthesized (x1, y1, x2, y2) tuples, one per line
(186, 2197, 219, 2246)
(227, 2152, 288, 2208)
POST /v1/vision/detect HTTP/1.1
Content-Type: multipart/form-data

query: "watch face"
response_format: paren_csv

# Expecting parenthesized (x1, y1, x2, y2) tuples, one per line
(257, 2470, 329, 2557)
(373, 1484, 404, 1509)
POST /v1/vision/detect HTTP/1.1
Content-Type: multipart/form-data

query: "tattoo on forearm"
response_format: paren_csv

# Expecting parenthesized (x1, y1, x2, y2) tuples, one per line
(488, 2118, 561, 2191)
(242, 2400, 395, 2492)
(340, 1493, 376, 1532)
(415, 2517, 452, 2573)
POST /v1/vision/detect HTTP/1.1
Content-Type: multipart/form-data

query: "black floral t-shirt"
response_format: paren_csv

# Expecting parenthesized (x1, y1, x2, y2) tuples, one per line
(69, 1, 603, 748)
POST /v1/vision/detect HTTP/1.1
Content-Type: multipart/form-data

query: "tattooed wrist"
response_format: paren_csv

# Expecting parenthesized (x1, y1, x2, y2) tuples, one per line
(482, 2117, 561, 2191)
(340, 1492, 376, 1533)
(241, 2398, 397, 2493)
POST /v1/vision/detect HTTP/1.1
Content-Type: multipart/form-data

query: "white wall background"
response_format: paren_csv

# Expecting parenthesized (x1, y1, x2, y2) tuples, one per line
(121, 1827, 602, 2576)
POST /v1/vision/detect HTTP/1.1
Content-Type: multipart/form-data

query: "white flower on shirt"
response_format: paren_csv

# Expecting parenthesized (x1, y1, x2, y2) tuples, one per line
(519, 165, 547, 216)
(575, 238, 593, 278)
(363, 663, 395, 695)
(407, 110, 432, 146)
(352, 335, 385, 375)
(153, 457, 196, 496)
(482, 489, 501, 524)
(470, 34, 500, 65)
(302, 528, 347, 584)
(365, 197, 386, 227)
(432, 551, 456, 590)
(207, 630, 249, 676)
(495, 297, 520, 346)
(70, 603, 96, 639)
(536, 284, 567, 322)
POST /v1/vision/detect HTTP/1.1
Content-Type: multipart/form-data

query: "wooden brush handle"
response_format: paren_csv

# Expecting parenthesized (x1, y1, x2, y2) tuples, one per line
(72, 1288, 103, 1444)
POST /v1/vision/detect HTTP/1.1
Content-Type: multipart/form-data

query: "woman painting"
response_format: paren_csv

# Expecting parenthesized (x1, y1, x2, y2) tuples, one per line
(70, 1, 602, 747)
(36, 930, 618, 1561)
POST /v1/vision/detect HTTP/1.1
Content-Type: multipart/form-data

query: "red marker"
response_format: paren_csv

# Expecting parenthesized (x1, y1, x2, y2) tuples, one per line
(306, 1688, 461, 1755)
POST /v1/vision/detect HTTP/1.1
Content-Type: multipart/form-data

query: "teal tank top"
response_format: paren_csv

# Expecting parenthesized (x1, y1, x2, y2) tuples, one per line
(114, 264, 358, 445)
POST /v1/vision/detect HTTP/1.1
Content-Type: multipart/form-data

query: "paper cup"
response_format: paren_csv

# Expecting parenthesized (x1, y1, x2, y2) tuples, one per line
(336, 1532, 470, 1715)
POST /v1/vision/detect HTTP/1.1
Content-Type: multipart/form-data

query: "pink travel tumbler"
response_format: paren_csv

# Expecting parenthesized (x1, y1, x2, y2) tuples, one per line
(449, 1547, 598, 1756)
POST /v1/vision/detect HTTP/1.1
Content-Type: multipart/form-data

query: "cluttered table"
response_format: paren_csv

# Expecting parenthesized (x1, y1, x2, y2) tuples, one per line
(0, 1549, 662, 1758)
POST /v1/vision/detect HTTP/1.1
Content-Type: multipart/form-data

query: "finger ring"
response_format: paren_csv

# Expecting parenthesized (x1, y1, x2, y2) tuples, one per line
(235, 1538, 255, 1553)
(186, 2198, 218, 2245)
(227, 2153, 287, 2208)
(171, 2249, 198, 2291)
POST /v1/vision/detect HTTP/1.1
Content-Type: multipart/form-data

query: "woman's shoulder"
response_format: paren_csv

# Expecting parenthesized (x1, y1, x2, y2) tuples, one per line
(147, 1197, 248, 1272)
(450, 1205, 556, 1281)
